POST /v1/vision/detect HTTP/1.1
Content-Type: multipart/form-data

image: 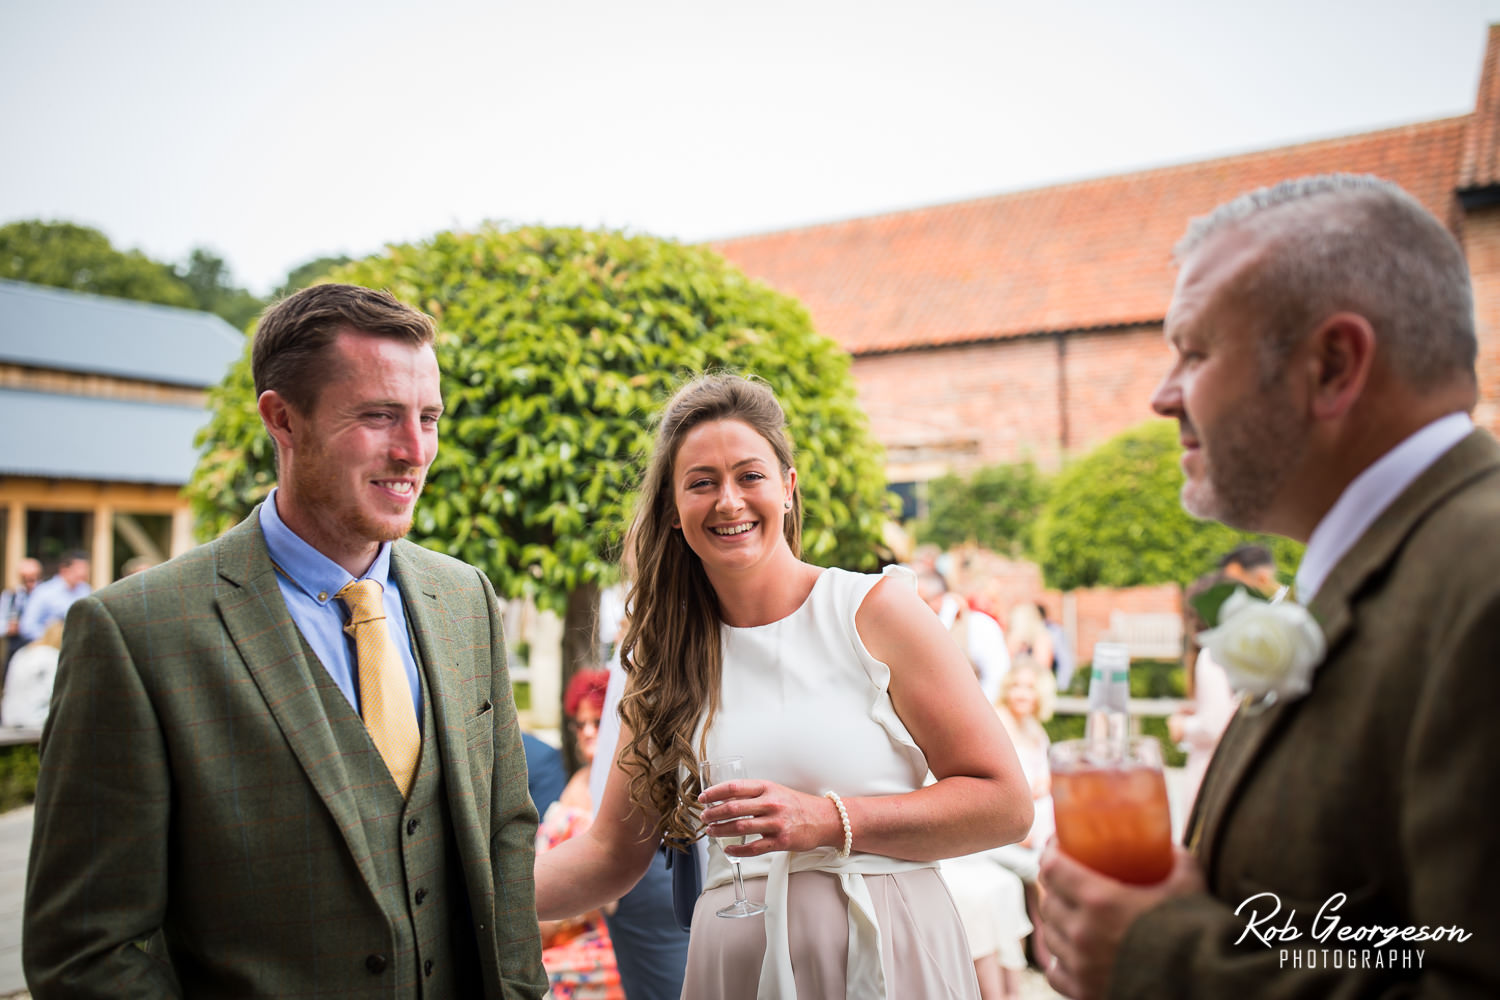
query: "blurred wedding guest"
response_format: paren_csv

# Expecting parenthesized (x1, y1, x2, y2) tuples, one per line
(1005, 601, 1053, 673)
(524, 732, 568, 816)
(989, 658, 1057, 972)
(993, 659, 1056, 875)
(18, 550, 89, 644)
(916, 569, 1011, 702)
(1169, 572, 1234, 813)
(1040, 175, 1500, 998)
(944, 656, 1060, 997)
(537, 669, 624, 1000)
(536, 373, 1031, 998)
(1036, 602, 1075, 692)
(598, 580, 628, 663)
(1, 618, 62, 728)
(940, 851, 1031, 1000)
(1169, 547, 1278, 808)
(1217, 542, 1279, 596)
(0, 558, 42, 674)
(121, 555, 156, 576)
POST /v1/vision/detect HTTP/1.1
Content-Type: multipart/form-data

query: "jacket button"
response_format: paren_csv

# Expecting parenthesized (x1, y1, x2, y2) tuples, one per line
(414, 888, 428, 905)
(406, 817, 421, 836)
(424, 959, 434, 977)
(365, 954, 387, 974)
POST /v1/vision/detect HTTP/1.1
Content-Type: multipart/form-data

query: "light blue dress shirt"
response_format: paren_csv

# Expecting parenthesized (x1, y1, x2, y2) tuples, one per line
(258, 490, 423, 728)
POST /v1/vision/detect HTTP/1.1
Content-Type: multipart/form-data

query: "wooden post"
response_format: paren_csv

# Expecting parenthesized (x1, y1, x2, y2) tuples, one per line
(91, 504, 114, 588)
(170, 507, 196, 557)
(4, 500, 24, 589)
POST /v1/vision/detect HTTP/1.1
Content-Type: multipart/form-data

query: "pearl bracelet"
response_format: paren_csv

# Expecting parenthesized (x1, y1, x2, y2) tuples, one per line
(824, 790, 853, 858)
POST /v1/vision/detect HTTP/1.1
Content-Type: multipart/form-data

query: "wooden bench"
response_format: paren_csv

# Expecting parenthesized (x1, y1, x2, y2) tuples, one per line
(1105, 611, 1183, 661)
(1054, 696, 1188, 718)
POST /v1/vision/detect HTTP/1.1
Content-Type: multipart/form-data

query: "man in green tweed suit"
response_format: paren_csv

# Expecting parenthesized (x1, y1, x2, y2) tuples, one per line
(1038, 175, 1500, 997)
(24, 284, 549, 998)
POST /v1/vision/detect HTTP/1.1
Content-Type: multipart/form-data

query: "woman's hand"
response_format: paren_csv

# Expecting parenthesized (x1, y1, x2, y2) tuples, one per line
(698, 778, 841, 857)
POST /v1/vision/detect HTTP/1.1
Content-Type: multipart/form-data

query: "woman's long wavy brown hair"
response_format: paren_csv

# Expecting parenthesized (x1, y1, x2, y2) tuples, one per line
(617, 373, 802, 847)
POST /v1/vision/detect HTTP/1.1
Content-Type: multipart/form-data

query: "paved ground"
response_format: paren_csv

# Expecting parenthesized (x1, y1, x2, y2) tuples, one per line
(0, 769, 1190, 999)
(0, 806, 29, 998)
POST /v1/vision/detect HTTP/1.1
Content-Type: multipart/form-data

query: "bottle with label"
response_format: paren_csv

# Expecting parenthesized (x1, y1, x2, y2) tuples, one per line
(1085, 641, 1132, 759)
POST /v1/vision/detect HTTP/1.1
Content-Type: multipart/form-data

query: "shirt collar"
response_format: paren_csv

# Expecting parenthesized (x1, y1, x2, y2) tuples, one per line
(259, 488, 393, 605)
(1295, 412, 1473, 603)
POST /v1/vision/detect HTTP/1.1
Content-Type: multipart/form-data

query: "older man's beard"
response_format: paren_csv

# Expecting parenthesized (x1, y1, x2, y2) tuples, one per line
(1180, 393, 1308, 531)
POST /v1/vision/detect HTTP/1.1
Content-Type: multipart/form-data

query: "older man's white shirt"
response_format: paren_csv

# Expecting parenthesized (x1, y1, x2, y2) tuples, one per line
(1295, 411, 1473, 604)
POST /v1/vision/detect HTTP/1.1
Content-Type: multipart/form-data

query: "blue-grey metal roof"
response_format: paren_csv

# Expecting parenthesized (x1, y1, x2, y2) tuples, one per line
(0, 388, 213, 485)
(0, 279, 244, 388)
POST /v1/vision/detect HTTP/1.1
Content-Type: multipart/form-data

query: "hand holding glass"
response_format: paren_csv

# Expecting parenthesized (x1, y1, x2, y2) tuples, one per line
(1049, 736, 1174, 885)
(699, 756, 767, 918)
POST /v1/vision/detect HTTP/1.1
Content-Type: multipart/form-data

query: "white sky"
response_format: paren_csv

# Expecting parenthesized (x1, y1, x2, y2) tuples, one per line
(6, 0, 1500, 295)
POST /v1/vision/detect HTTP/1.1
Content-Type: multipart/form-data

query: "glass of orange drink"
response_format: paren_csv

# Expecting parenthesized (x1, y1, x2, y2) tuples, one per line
(1048, 736, 1173, 885)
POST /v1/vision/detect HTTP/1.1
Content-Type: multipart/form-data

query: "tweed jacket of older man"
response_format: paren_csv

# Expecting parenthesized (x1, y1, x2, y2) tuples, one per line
(1112, 429, 1500, 997)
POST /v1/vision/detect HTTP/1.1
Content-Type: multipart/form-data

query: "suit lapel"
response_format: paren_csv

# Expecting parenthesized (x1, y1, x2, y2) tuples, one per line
(1193, 430, 1500, 868)
(392, 544, 489, 867)
(212, 510, 378, 888)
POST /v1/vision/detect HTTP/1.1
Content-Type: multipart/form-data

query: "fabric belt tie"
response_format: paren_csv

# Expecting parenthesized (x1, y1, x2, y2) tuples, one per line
(336, 578, 420, 796)
(702, 845, 935, 1000)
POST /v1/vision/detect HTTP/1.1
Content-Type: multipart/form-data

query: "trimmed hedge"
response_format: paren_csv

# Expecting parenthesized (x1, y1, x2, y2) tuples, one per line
(0, 744, 39, 813)
(188, 226, 891, 614)
(1032, 421, 1302, 591)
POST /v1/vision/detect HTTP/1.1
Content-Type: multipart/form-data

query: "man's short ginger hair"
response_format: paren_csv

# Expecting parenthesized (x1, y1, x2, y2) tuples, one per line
(252, 283, 436, 415)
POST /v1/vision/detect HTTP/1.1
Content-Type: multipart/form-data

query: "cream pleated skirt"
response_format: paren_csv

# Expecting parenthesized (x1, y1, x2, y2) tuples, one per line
(679, 867, 980, 999)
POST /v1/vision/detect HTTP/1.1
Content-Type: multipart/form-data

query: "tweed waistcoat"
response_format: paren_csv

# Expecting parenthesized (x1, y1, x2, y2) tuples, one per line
(306, 632, 482, 998)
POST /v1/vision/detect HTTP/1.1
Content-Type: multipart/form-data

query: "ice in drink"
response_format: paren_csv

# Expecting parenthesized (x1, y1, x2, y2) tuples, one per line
(1050, 739, 1174, 885)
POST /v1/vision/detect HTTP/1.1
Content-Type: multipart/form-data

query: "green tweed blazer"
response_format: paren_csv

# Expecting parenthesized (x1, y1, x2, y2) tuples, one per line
(1112, 429, 1500, 997)
(23, 510, 548, 999)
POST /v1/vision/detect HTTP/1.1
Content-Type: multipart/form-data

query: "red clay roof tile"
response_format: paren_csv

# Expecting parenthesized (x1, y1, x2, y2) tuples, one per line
(712, 118, 1468, 355)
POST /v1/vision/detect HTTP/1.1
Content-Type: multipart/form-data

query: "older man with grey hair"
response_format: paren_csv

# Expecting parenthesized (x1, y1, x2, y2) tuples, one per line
(1038, 175, 1500, 998)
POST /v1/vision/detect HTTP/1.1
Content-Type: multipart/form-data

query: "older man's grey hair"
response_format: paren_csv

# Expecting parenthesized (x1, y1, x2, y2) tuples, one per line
(1174, 174, 1476, 390)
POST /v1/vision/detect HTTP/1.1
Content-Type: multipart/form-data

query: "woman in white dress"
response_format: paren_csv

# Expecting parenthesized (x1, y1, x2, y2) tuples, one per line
(535, 374, 1032, 998)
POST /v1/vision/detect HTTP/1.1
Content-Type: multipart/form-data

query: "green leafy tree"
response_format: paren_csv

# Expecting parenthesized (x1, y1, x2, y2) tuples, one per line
(189, 225, 891, 713)
(178, 247, 265, 330)
(272, 254, 354, 300)
(0, 220, 195, 308)
(1031, 420, 1301, 591)
(916, 461, 1051, 555)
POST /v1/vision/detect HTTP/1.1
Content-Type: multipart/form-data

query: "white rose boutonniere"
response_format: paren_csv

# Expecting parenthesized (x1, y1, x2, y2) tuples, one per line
(1193, 585, 1326, 712)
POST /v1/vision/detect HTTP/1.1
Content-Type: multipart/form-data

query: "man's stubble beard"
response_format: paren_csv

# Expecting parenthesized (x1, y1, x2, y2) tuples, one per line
(1182, 383, 1308, 532)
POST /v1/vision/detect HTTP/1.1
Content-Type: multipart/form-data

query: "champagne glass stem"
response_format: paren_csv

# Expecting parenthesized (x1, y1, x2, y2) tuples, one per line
(730, 859, 749, 903)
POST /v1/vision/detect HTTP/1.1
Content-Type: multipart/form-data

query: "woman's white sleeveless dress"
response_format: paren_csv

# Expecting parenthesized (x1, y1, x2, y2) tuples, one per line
(679, 566, 980, 1000)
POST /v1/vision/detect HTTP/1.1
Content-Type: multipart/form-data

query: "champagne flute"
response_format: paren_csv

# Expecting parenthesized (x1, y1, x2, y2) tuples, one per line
(698, 756, 767, 918)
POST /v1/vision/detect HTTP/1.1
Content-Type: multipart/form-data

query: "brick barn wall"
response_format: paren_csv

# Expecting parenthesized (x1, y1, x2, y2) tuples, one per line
(851, 326, 1184, 670)
(1071, 583, 1183, 666)
(852, 324, 1173, 486)
(852, 335, 1063, 478)
(1059, 326, 1174, 455)
(1462, 204, 1500, 436)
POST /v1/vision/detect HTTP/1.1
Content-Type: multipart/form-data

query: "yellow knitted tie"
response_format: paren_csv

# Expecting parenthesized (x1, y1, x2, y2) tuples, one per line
(336, 579, 420, 796)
